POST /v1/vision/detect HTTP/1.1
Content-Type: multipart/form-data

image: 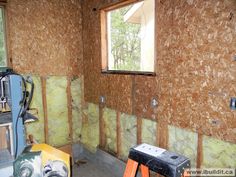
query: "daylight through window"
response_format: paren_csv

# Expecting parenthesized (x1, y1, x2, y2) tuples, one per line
(101, 0, 155, 73)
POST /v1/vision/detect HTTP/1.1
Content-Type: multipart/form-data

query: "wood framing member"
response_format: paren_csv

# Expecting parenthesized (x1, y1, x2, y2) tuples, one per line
(156, 121, 167, 177)
(196, 133, 203, 168)
(100, 0, 143, 12)
(0, 127, 7, 149)
(66, 77, 73, 143)
(131, 75, 136, 115)
(99, 103, 105, 148)
(157, 121, 168, 149)
(41, 77, 49, 144)
(100, 9, 108, 70)
(116, 111, 121, 157)
(137, 117, 142, 144)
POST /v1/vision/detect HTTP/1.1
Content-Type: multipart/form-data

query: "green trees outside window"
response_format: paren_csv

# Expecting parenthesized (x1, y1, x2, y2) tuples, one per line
(108, 5, 141, 71)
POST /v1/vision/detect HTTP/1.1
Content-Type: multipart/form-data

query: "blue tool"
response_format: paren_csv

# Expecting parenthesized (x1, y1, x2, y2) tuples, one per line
(0, 68, 36, 173)
(9, 75, 27, 157)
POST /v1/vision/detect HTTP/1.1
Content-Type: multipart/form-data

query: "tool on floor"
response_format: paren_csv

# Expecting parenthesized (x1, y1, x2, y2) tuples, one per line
(14, 144, 71, 177)
(123, 143, 190, 177)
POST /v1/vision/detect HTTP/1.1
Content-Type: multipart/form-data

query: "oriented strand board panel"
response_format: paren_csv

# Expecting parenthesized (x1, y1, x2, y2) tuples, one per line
(155, 0, 174, 77)
(25, 75, 45, 143)
(71, 77, 83, 143)
(170, 0, 236, 142)
(103, 107, 117, 153)
(202, 136, 236, 168)
(82, 0, 236, 144)
(134, 76, 159, 119)
(83, 69, 100, 104)
(46, 76, 69, 147)
(82, 1, 133, 114)
(168, 126, 198, 167)
(170, 74, 236, 142)
(103, 75, 133, 114)
(82, 0, 102, 104)
(171, 0, 236, 78)
(170, 76, 203, 129)
(120, 113, 137, 161)
(81, 103, 99, 152)
(7, 0, 83, 76)
(84, 74, 133, 114)
(198, 93, 236, 143)
(157, 77, 173, 122)
(141, 118, 157, 146)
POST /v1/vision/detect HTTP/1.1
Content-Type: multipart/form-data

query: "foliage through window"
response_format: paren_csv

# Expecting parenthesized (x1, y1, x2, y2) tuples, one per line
(101, 0, 155, 73)
(0, 6, 6, 66)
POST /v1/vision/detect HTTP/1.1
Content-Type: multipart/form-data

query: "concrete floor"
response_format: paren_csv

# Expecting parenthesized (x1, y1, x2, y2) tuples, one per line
(72, 158, 116, 177)
(72, 144, 144, 177)
(72, 144, 128, 177)
(72, 158, 154, 177)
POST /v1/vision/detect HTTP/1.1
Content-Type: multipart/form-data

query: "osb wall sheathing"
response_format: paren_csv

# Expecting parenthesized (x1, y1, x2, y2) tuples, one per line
(82, 0, 133, 113)
(5, 0, 84, 149)
(170, 0, 236, 143)
(83, 0, 236, 144)
(7, 0, 83, 76)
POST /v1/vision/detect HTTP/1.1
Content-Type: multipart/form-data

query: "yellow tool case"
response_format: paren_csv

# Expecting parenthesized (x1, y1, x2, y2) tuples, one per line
(13, 144, 71, 177)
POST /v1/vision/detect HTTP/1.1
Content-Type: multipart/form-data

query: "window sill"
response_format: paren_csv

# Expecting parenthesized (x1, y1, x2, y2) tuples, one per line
(101, 70, 156, 76)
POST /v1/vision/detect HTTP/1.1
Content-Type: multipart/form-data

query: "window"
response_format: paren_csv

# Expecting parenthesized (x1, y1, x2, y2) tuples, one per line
(0, 6, 7, 66)
(101, 0, 155, 74)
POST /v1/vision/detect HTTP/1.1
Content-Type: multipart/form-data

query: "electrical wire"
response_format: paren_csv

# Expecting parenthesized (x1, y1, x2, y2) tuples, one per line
(20, 76, 34, 120)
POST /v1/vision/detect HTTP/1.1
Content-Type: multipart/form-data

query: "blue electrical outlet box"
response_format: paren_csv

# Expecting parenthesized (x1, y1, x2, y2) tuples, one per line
(230, 98, 236, 110)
